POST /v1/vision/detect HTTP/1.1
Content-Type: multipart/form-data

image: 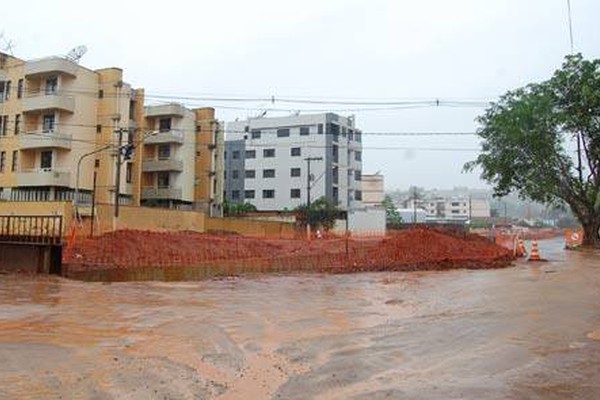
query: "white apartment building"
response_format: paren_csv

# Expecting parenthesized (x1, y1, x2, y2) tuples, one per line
(225, 113, 363, 211)
(404, 196, 491, 221)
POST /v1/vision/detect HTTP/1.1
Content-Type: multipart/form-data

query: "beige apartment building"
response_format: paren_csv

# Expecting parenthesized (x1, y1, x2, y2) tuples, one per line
(0, 51, 144, 206)
(0, 51, 224, 215)
(141, 104, 224, 215)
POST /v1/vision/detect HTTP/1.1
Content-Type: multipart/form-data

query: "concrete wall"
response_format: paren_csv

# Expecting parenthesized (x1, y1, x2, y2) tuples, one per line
(205, 216, 299, 239)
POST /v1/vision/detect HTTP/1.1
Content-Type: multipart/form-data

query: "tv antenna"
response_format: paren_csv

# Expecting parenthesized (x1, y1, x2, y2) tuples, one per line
(66, 45, 88, 63)
(0, 32, 15, 55)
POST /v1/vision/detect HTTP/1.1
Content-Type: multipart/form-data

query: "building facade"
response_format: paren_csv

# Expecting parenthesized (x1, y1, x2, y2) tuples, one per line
(224, 113, 363, 211)
(0, 52, 144, 206)
(141, 104, 224, 215)
(0, 52, 224, 216)
(404, 196, 491, 221)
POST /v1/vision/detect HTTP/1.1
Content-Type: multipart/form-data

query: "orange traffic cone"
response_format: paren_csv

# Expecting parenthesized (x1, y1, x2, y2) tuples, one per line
(528, 240, 545, 262)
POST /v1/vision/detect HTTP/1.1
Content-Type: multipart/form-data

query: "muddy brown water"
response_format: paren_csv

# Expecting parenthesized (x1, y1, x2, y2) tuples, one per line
(1, 238, 599, 399)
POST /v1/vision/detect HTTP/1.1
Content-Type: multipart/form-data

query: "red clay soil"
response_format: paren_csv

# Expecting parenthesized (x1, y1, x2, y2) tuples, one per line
(64, 227, 514, 278)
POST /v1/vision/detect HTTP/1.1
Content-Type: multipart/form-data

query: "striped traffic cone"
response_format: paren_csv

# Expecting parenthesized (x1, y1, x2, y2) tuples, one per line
(528, 240, 545, 262)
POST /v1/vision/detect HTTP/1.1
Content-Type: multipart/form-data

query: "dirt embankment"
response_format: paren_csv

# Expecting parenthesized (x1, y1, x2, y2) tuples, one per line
(63, 228, 514, 280)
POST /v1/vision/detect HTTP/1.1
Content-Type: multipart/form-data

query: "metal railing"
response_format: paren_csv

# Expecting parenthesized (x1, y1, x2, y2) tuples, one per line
(0, 215, 63, 245)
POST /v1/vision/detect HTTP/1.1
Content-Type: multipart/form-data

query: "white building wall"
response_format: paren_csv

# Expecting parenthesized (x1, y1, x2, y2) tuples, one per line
(226, 113, 362, 211)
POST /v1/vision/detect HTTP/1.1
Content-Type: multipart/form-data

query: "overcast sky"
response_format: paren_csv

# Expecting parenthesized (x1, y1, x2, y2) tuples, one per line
(3, 0, 600, 190)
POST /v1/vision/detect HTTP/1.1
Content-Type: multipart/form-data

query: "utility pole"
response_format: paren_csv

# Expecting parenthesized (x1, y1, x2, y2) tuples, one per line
(305, 156, 323, 208)
(304, 156, 323, 239)
(90, 166, 98, 238)
(114, 128, 125, 218)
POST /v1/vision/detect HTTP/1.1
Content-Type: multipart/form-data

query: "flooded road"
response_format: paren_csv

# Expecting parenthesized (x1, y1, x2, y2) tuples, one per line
(1, 238, 599, 399)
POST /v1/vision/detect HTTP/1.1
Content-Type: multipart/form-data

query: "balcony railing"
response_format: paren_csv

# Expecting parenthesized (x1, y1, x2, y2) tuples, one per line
(23, 92, 75, 113)
(141, 186, 183, 200)
(142, 158, 184, 172)
(24, 57, 78, 77)
(144, 130, 184, 144)
(145, 103, 186, 118)
(17, 169, 71, 187)
(20, 131, 72, 150)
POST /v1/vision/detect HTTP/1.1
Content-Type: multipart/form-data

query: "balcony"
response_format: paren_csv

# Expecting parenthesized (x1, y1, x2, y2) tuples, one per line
(144, 130, 184, 144)
(17, 169, 71, 187)
(145, 103, 186, 118)
(23, 92, 75, 113)
(142, 186, 183, 200)
(142, 158, 184, 172)
(20, 131, 72, 150)
(25, 57, 78, 78)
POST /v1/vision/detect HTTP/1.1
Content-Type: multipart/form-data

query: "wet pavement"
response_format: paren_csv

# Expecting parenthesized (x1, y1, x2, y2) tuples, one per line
(1, 238, 599, 399)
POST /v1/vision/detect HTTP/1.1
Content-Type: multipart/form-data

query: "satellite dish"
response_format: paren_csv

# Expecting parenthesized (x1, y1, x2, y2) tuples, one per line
(66, 45, 87, 63)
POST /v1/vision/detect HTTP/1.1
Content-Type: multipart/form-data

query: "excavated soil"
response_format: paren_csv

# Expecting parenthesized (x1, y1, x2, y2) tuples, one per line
(63, 228, 514, 280)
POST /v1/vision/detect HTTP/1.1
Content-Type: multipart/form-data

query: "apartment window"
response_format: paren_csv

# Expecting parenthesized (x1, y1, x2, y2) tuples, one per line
(158, 144, 170, 159)
(40, 151, 53, 169)
(348, 129, 354, 141)
(290, 167, 301, 177)
(96, 124, 102, 134)
(16, 79, 23, 99)
(251, 129, 261, 139)
(245, 169, 256, 179)
(300, 127, 310, 136)
(98, 90, 104, 99)
(232, 170, 239, 179)
(224, 170, 227, 180)
(332, 187, 339, 203)
(277, 128, 290, 138)
(0, 152, 5, 172)
(45, 76, 58, 94)
(245, 150, 256, 159)
(0, 116, 7, 136)
(317, 123, 323, 134)
(125, 163, 133, 183)
(356, 132, 362, 142)
(290, 188, 301, 199)
(291, 147, 301, 157)
(263, 169, 275, 178)
(232, 151, 240, 159)
(355, 151, 362, 161)
(451, 210, 460, 214)
(355, 190, 363, 201)
(14, 115, 20, 135)
(332, 145, 339, 162)
(263, 148, 275, 158)
(159, 118, 171, 132)
(224, 151, 227, 159)
(4, 81, 10, 100)
(262, 189, 275, 199)
(244, 190, 255, 199)
(342, 126, 347, 137)
(42, 114, 55, 133)
(11, 151, 18, 172)
(333, 167, 339, 184)
(355, 170, 362, 181)
(157, 172, 170, 188)
(232, 190, 240, 200)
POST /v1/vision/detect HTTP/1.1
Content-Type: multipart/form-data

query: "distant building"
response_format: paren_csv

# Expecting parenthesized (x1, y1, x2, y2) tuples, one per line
(361, 173, 384, 206)
(224, 113, 363, 211)
(404, 195, 490, 221)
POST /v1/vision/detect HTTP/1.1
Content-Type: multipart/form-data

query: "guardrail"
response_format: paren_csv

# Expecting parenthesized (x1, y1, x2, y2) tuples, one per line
(0, 215, 63, 245)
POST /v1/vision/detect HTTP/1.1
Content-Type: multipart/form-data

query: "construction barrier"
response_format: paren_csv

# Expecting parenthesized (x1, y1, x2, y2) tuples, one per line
(61, 227, 516, 282)
(565, 228, 584, 249)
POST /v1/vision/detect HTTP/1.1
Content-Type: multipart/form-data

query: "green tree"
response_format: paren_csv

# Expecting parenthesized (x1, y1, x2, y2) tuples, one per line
(465, 54, 600, 247)
(295, 197, 342, 231)
(382, 195, 403, 228)
(223, 201, 257, 217)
